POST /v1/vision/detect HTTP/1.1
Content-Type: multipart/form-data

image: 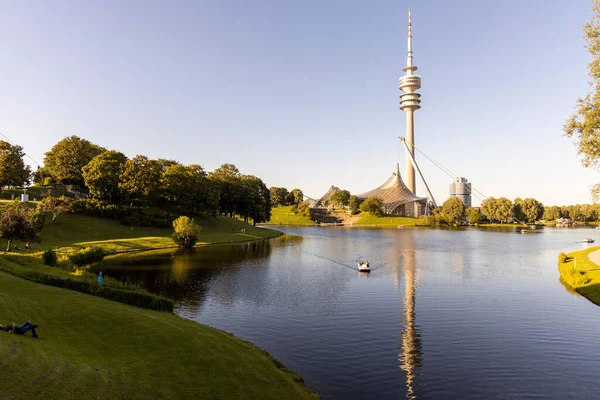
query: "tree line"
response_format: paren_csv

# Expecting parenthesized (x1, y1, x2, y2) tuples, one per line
(4, 136, 272, 225)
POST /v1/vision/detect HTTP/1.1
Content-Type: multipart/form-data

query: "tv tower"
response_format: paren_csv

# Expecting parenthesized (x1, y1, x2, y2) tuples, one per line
(399, 8, 421, 194)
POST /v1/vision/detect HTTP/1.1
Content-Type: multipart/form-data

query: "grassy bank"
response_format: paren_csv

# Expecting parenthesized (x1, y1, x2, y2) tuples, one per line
(20, 213, 282, 253)
(558, 247, 600, 306)
(352, 213, 424, 227)
(265, 206, 315, 226)
(0, 272, 317, 399)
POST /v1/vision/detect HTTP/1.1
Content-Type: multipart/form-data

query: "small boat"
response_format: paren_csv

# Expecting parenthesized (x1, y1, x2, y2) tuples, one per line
(583, 238, 595, 243)
(358, 261, 371, 272)
(520, 229, 527, 234)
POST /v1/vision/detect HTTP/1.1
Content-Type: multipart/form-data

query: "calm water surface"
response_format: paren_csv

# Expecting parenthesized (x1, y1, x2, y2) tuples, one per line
(97, 227, 600, 399)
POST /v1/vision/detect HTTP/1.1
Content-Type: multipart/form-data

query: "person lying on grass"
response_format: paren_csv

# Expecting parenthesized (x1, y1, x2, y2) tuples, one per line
(0, 321, 39, 338)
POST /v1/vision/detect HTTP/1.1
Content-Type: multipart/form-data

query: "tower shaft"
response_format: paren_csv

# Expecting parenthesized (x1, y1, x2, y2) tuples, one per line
(405, 111, 415, 192)
(399, 8, 421, 195)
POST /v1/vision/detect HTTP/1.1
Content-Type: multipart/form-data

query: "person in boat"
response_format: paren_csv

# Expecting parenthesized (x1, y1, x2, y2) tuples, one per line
(0, 321, 39, 338)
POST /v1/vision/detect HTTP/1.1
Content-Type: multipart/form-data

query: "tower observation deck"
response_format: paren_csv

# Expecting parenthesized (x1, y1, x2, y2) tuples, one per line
(399, 8, 421, 194)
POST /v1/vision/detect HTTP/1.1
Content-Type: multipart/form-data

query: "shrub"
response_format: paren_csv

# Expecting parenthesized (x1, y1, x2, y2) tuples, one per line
(558, 252, 568, 264)
(42, 249, 58, 266)
(69, 247, 107, 266)
(172, 216, 201, 248)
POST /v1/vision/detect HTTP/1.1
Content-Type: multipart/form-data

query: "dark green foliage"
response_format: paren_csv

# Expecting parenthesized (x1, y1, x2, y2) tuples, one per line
(172, 216, 200, 248)
(0, 201, 45, 251)
(68, 247, 106, 266)
(291, 202, 312, 218)
(62, 197, 176, 228)
(42, 249, 57, 266)
(43, 136, 105, 185)
(360, 196, 383, 216)
(558, 252, 568, 264)
(0, 141, 31, 188)
(349, 196, 360, 215)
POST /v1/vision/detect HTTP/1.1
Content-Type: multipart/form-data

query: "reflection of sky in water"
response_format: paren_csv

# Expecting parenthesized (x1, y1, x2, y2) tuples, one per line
(102, 227, 600, 399)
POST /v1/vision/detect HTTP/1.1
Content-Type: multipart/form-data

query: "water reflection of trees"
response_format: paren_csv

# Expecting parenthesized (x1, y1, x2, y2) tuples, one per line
(96, 237, 305, 313)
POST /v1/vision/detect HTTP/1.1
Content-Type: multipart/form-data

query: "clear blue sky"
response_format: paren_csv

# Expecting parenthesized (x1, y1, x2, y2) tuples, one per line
(0, 0, 597, 206)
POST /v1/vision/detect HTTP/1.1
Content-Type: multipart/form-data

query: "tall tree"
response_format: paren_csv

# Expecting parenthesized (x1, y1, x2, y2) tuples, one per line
(349, 195, 360, 215)
(269, 187, 290, 207)
(359, 196, 383, 216)
(330, 190, 351, 208)
(0, 202, 45, 251)
(240, 175, 271, 225)
(118, 155, 162, 206)
(43, 136, 105, 186)
(495, 197, 514, 223)
(480, 197, 497, 222)
(442, 197, 467, 224)
(0, 141, 31, 188)
(82, 150, 128, 202)
(564, 0, 600, 200)
(513, 198, 525, 222)
(289, 189, 304, 205)
(467, 207, 482, 224)
(211, 164, 243, 216)
(521, 198, 544, 223)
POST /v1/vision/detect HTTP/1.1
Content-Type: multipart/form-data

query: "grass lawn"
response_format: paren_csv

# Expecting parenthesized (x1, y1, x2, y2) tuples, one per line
(558, 246, 600, 306)
(15, 213, 282, 253)
(265, 206, 315, 226)
(0, 272, 317, 399)
(352, 213, 424, 227)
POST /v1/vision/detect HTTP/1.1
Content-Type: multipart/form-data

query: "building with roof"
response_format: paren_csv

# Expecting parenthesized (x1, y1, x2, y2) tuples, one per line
(356, 164, 428, 217)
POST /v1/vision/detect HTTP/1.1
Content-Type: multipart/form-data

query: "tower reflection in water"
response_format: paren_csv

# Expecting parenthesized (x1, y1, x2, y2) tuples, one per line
(399, 246, 422, 399)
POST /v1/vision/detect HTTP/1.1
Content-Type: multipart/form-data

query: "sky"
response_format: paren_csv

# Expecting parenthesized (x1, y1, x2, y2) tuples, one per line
(0, 0, 597, 206)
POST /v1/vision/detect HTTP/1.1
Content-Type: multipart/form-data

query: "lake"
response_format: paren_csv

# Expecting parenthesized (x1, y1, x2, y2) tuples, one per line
(95, 226, 600, 399)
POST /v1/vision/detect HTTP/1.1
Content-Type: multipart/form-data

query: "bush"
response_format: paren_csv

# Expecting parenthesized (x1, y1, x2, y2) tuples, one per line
(42, 249, 58, 266)
(172, 216, 201, 248)
(558, 252, 568, 264)
(69, 247, 107, 266)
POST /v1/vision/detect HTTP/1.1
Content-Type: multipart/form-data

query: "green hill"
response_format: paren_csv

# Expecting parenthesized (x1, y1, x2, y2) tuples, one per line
(0, 272, 317, 399)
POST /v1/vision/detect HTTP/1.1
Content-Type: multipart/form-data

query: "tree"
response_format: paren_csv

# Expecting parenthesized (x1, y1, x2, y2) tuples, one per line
(521, 198, 544, 223)
(82, 150, 128, 202)
(293, 201, 312, 218)
(543, 205, 560, 221)
(33, 166, 53, 186)
(119, 155, 162, 206)
(565, 1, 600, 200)
(349, 195, 360, 215)
(43, 136, 105, 185)
(442, 197, 466, 224)
(289, 189, 304, 205)
(39, 196, 68, 221)
(240, 175, 271, 225)
(330, 190, 351, 208)
(359, 196, 383, 216)
(269, 187, 290, 207)
(513, 198, 525, 222)
(0, 201, 45, 251)
(468, 207, 482, 224)
(480, 197, 497, 222)
(211, 164, 243, 216)
(0, 141, 31, 188)
(172, 216, 201, 248)
(495, 197, 514, 223)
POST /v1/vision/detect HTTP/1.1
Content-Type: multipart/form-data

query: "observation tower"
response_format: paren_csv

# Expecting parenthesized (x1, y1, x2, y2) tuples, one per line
(399, 8, 421, 194)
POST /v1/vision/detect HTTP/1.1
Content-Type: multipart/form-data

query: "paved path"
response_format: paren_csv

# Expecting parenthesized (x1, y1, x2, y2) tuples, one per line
(588, 249, 600, 266)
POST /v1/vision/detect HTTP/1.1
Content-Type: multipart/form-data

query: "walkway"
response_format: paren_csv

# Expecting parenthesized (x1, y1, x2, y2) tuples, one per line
(588, 249, 600, 266)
